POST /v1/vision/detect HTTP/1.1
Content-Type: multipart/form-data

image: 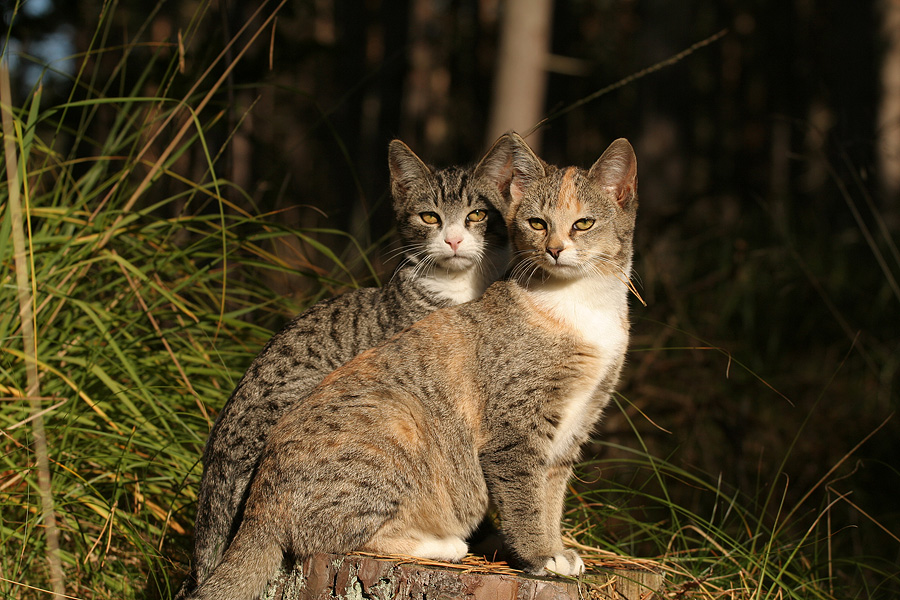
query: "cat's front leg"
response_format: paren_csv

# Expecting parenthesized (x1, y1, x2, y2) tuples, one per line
(538, 462, 585, 577)
(481, 451, 584, 577)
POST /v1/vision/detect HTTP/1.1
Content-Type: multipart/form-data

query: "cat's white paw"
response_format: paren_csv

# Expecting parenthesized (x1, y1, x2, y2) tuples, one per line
(410, 536, 468, 562)
(543, 550, 585, 577)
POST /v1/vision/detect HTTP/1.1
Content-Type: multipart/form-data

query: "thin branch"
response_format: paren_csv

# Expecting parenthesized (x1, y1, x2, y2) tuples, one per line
(525, 29, 729, 137)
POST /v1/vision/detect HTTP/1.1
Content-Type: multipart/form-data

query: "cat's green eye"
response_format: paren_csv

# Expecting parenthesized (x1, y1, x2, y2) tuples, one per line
(466, 209, 487, 223)
(528, 218, 547, 231)
(420, 212, 440, 225)
(573, 218, 595, 231)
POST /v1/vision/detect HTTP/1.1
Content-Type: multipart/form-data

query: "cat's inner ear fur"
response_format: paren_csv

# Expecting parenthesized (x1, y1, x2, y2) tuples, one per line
(474, 133, 514, 215)
(474, 132, 546, 221)
(388, 140, 433, 205)
(588, 138, 638, 209)
(509, 134, 546, 217)
(496, 131, 547, 217)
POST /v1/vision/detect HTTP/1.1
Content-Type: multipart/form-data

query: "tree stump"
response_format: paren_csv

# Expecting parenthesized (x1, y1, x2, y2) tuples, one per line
(262, 553, 663, 600)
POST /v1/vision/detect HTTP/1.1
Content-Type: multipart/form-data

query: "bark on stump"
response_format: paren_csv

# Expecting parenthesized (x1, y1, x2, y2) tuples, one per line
(262, 553, 663, 600)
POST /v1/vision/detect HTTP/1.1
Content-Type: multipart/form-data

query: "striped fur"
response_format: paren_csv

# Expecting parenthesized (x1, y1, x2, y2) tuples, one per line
(178, 139, 517, 596)
(189, 133, 638, 600)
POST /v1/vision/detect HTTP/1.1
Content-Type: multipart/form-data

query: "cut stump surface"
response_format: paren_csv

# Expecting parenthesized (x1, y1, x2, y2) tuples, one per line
(262, 553, 663, 600)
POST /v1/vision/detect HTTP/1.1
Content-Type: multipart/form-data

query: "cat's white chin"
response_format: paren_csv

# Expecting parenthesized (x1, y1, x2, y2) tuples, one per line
(437, 254, 477, 271)
(539, 263, 582, 280)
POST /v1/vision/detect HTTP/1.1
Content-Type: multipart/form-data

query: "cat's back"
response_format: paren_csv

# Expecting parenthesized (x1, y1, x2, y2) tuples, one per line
(308, 276, 629, 402)
(206, 275, 447, 452)
(297, 271, 450, 356)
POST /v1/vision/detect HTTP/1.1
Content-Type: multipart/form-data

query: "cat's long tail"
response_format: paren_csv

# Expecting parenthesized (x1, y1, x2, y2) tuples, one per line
(190, 518, 282, 600)
(188, 459, 249, 588)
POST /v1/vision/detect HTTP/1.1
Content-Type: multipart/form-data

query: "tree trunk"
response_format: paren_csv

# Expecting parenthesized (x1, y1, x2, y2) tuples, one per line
(262, 552, 664, 600)
(878, 0, 900, 210)
(486, 0, 553, 153)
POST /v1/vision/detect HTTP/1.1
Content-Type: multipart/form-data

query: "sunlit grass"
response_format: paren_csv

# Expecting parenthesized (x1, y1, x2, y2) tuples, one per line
(2, 1, 898, 599)
(0, 3, 373, 598)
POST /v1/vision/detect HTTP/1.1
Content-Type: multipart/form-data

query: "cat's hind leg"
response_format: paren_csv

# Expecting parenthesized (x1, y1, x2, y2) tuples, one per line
(411, 536, 469, 562)
(364, 533, 468, 562)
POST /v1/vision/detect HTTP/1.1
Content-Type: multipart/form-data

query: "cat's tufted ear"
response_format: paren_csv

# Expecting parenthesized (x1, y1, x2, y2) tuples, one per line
(474, 132, 545, 221)
(588, 138, 637, 209)
(388, 140, 433, 208)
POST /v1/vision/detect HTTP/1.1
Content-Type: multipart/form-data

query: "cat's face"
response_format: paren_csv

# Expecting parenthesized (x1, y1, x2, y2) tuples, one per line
(389, 142, 508, 273)
(507, 137, 638, 282)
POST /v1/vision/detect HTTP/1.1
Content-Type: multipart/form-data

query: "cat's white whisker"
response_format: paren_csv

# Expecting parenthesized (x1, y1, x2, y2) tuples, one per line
(384, 243, 427, 263)
(629, 269, 644, 288)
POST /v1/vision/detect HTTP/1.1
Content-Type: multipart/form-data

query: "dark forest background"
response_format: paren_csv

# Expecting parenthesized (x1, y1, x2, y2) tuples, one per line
(3, 0, 899, 595)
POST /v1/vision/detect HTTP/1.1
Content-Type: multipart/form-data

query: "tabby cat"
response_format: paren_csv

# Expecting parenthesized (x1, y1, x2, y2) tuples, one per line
(181, 139, 514, 594)
(189, 132, 638, 600)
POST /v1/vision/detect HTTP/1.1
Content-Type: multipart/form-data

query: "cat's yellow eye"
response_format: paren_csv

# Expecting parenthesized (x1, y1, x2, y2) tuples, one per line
(420, 212, 440, 225)
(573, 218, 595, 231)
(466, 209, 487, 223)
(528, 218, 547, 231)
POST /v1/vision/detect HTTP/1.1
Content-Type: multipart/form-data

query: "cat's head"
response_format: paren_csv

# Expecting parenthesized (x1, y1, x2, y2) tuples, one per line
(498, 133, 638, 282)
(388, 140, 511, 273)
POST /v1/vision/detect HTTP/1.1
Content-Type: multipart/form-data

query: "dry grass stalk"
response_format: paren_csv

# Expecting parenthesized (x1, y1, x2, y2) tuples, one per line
(0, 64, 65, 599)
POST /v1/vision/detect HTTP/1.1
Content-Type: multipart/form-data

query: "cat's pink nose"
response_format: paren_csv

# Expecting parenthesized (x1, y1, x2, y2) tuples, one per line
(446, 238, 462, 252)
(547, 247, 562, 260)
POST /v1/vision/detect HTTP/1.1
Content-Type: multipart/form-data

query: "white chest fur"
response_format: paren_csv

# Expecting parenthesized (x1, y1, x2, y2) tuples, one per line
(420, 266, 489, 305)
(530, 275, 630, 356)
(530, 275, 630, 462)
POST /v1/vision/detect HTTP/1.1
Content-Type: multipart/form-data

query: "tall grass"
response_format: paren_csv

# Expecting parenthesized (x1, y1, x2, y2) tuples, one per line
(566, 390, 900, 599)
(1, 2, 898, 600)
(0, 2, 374, 597)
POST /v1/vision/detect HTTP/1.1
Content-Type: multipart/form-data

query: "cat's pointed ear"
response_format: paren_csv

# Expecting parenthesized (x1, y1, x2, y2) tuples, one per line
(388, 140, 432, 205)
(474, 132, 545, 219)
(588, 138, 637, 209)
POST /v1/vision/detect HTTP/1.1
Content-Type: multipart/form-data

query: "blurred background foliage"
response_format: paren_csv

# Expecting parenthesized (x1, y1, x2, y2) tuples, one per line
(1, 0, 898, 597)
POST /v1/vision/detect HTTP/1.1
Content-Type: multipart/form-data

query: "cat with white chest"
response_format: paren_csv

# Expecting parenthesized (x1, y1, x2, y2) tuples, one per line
(187, 132, 639, 600)
(181, 139, 514, 595)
